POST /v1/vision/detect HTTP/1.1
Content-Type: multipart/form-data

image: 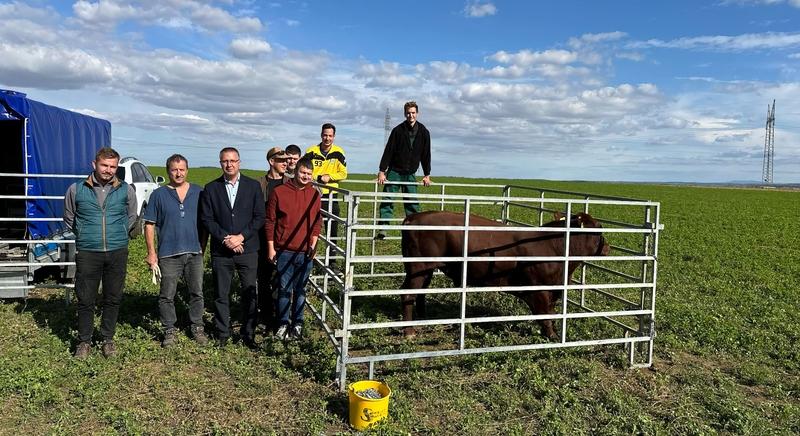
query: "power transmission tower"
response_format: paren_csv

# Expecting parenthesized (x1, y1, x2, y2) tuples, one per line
(383, 107, 391, 146)
(761, 99, 775, 184)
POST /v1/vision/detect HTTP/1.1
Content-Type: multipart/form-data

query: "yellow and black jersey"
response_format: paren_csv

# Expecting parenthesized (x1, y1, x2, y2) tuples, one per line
(304, 143, 347, 194)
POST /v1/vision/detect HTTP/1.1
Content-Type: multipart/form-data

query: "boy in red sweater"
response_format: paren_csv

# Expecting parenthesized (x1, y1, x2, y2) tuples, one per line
(265, 157, 321, 340)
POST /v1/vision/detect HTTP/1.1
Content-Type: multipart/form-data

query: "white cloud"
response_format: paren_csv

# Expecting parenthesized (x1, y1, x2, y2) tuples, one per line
(285, 19, 300, 26)
(720, 0, 800, 7)
(72, 0, 139, 26)
(488, 49, 578, 66)
(568, 31, 628, 48)
(303, 96, 347, 110)
(357, 61, 418, 88)
(0, 43, 125, 89)
(229, 38, 272, 59)
(464, 1, 497, 18)
(630, 31, 800, 51)
(72, 0, 263, 33)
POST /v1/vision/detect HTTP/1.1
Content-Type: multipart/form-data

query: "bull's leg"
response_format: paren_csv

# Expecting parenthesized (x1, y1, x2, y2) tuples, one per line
(517, 291, 558, 341)
(401, 269, 434, 337)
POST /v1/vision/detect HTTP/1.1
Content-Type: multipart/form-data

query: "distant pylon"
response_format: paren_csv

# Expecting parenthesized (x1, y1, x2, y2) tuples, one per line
(383, 107, 391, 146)
(761, 100, 775, 184)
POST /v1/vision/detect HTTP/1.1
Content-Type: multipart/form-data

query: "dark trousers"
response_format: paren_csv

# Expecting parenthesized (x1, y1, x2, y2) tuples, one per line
(74, 248, 128, 343)
(211, 252, 258, 340)
(257, 257, 276, 328)
(322, 195, 340, 262)
(158, 253, 204, 331)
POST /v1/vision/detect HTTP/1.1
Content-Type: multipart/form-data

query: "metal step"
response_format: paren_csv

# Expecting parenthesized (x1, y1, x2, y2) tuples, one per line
(0, 267, 28, 298)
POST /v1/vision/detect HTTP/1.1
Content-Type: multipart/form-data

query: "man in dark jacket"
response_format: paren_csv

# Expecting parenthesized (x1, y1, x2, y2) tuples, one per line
(256, 146, 289, 331)
(201, 147, 265, 348)
(63, 147, 137, 358)
(376, 101, 432, 239)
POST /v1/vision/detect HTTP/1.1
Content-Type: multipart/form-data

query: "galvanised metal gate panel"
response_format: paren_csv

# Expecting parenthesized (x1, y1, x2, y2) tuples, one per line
(305, 182, 662, 390)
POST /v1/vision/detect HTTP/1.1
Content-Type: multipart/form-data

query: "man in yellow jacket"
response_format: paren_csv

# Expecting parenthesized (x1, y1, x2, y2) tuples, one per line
(304, 123, 347, 267)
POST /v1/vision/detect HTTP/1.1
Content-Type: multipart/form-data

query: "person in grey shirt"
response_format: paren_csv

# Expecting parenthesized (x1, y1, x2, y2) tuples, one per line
(63, 147, 137, 359)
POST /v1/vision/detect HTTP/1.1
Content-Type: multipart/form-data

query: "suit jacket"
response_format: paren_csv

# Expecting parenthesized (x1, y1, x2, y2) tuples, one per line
(201, 174, 265, 257)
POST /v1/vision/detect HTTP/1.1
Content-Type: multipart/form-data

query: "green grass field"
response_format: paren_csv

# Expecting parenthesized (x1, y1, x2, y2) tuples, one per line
(0, 169, 798, 434)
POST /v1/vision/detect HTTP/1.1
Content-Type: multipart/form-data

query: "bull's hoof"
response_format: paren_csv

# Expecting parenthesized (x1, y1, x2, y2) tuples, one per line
(403, 327, 417, 339)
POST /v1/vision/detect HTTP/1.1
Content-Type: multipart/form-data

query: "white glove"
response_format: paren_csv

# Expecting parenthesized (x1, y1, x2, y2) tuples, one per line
(151, 264, 162, 285)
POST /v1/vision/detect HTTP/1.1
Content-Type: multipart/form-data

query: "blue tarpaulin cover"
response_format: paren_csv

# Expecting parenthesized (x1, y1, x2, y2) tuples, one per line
(0, 89, 111, 238)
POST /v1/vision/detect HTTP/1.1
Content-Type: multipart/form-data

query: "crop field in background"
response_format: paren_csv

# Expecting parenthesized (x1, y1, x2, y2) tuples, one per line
(0, 168, 798, 434)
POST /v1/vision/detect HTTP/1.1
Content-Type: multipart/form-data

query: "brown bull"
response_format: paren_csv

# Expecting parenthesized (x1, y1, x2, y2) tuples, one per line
(400, 211, 610, 339)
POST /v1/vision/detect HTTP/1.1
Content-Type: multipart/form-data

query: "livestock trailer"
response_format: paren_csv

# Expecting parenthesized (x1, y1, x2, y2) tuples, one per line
(0, 89, 110, 298)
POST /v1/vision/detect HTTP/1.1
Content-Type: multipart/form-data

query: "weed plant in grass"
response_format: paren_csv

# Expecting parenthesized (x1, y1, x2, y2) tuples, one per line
(0, 171, 797, 433)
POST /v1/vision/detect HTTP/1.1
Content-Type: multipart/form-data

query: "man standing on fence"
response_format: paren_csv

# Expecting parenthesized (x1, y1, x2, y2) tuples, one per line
(144, 154, 209, 347)
(64, 147, 137, 358)
(201, 147, 265, 349)
(265, 157, 321, 341)
(376, 101, 431, 240)
(304, 124, 347, 266)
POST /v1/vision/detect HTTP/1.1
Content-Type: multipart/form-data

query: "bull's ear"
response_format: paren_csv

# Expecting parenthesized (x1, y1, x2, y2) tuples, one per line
(577, 212, 595, 227)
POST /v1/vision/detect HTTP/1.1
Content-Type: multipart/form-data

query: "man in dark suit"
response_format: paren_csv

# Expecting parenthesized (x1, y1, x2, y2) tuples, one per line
(201, 147, 265, 348)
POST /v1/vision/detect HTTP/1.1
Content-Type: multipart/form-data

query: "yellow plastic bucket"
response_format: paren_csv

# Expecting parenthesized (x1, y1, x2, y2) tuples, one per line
(348, 380, 392, 430)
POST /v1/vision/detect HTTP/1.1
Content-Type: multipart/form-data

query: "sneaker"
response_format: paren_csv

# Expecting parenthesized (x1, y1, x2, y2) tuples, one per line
(162, 329, 178, 348)
(191, 326, 209, 346)
(101, 340, 116, 358)
(74, 342, 91, 359)
(374, 232, 386, 240)
(289, 324, 303, 340)
(275, 324, 289, 341)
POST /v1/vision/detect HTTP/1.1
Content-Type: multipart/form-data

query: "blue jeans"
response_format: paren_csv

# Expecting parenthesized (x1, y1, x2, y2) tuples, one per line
(158, 253, 204, 331)
(275, 250, 313, 326)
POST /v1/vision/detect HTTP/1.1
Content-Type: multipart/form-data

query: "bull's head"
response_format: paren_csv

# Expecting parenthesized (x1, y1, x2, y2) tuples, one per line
(552, 212, 610, 256)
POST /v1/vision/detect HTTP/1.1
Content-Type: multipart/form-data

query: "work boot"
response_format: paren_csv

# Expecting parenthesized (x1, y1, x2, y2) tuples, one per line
(101, 340, 116, 358)
(162, 329, 178, 348)
(275, 324, 289, 341)
(191, 326, 209, 346)
(74, 342, 91, 359)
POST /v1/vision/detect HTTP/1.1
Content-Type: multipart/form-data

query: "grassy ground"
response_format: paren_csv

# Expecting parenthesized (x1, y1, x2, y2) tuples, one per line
(0, 170, 798, 434)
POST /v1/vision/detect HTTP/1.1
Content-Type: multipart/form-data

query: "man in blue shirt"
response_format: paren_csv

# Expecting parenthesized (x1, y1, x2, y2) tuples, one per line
(144, 154, 208, 347)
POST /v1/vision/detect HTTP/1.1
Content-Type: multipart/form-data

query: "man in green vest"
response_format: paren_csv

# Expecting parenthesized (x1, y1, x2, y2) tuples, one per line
(64, 147, 138, 359)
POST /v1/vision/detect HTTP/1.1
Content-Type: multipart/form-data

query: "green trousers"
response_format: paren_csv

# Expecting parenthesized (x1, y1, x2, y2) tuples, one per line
(379, 170, 421, 222)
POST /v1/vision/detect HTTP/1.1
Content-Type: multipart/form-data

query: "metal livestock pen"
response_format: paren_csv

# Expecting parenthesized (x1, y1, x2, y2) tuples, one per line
(305, 180, 663, 390)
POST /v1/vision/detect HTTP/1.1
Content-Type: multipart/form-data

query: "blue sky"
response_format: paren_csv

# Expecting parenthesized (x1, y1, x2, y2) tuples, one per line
(2, 0, 800, 182)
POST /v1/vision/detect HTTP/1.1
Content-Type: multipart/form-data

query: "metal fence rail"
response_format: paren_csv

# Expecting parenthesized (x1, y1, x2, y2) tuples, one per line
(303, 181, 662, 390)
(0, 172, 81, 299)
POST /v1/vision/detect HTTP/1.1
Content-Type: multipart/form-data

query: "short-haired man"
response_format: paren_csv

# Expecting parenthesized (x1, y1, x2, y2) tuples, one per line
(284, 144, 302, 179)
(265, 157, 321, 340)
(305, 124, 347, 264)
(64, 147, 138, 358)
(144, 154, 208, 347)
(256, 146, 289, 330)
(201, 147, 265, 348)
(376, 101, 432, 239)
